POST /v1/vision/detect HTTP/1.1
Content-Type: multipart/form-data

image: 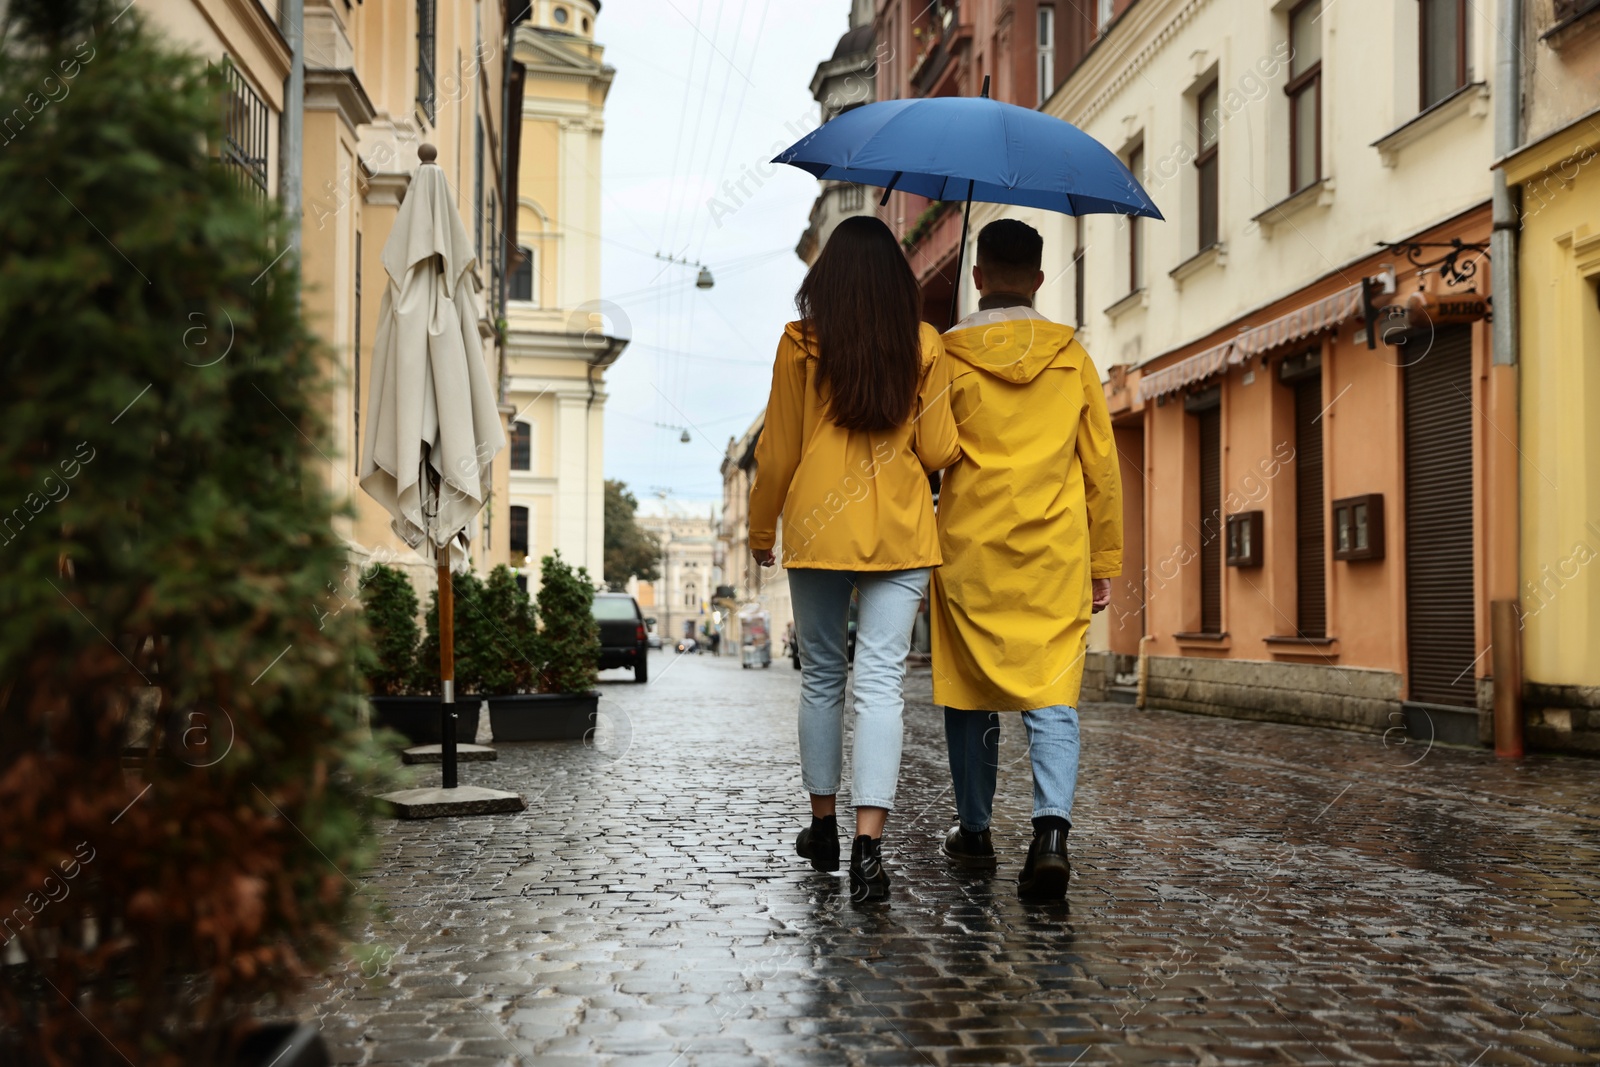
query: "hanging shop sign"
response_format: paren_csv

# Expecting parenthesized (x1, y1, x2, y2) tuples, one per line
(1361, 239, 1491, 348)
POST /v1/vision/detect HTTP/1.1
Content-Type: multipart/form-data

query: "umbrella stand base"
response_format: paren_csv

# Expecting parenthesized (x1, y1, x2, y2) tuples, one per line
(377, 785, 526, 819)
(401, 743, 497, 765)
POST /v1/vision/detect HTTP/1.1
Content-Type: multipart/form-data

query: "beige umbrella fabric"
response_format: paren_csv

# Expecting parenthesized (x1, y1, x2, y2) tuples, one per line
(360, 149, 504, 558)
(359, 145, 518, 808)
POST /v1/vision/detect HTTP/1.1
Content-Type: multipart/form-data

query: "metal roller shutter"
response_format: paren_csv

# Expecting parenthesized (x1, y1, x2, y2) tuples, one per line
(1404, 327, 1476, 707)
(1294, 375, 1327, 637)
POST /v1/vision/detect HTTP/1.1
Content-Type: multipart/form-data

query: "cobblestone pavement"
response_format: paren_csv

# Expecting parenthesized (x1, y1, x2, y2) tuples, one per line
(292, 650, 1600, 1066)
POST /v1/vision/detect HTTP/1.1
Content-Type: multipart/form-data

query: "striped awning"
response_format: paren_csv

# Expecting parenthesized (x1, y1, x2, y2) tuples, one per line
(1136, 284, 1365, 402)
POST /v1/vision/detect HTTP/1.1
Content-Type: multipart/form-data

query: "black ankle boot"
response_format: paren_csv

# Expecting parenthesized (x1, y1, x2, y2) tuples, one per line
(849, 835, 891, 902)
(1017, 827, 1070, 901)
(941, 825, 998, 870)
(795, 814, 839, 873)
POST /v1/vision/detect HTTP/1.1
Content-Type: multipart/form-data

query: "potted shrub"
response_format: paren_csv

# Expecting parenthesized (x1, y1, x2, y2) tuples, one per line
(393, 569, 488, 744)
(488, 552, 601, 741)
(0, 4, 393, 1061)
(357, 562, 477, 746)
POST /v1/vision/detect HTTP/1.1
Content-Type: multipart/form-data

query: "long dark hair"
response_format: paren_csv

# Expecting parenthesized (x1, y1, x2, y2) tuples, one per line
(795, 214, 922, 433)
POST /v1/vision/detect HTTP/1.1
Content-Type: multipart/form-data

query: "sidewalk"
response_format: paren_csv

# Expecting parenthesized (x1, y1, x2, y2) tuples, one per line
(292, 653, 1600, 1065)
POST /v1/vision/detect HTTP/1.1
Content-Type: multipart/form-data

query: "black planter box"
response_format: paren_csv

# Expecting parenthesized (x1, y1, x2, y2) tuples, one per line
(369, 695, 481, 745)
(487, 692, 599, 742)
(232, 1023, 329, 1067)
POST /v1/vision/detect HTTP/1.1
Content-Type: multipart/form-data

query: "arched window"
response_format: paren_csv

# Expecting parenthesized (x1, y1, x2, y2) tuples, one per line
(510, 421, 531, 470)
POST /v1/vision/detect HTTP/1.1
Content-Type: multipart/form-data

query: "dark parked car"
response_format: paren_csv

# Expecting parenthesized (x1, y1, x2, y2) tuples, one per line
(593, 592, 649, 683)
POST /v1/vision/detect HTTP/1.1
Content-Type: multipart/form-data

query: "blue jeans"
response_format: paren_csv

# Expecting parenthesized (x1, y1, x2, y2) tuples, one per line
(943, 704, 1080, 832)
(790, 568, 930, 811)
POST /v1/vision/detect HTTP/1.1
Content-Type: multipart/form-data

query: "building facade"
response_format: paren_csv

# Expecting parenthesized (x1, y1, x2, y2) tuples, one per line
(873, 0, 1128, 327)
(720, 416, 795, 654)
(1499, 0, 1600, 753)
(972, 0, 1522, 747)
(503, 0, 624, 589)
(795, 0, 880, 266)
(144, 0, 518, 590)
(637, 512, 721, 647)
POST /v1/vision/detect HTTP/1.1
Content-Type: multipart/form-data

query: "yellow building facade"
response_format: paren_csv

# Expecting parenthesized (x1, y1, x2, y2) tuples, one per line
(144, 0, 515, 588)
(1501, 7, 1600, 754)
(503, 0, 622, 589)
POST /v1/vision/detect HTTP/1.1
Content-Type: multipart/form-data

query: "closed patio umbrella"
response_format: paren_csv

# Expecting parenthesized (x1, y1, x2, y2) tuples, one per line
(360, 143, 521, 817)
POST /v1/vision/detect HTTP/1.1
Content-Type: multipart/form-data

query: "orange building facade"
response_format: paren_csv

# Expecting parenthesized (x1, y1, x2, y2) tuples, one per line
(1095, 206, 1511, 746)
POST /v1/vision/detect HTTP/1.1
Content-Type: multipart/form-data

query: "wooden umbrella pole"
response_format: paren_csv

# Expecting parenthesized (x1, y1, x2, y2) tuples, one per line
(947, 76, 991, 329)
(438, 537, 458, 789)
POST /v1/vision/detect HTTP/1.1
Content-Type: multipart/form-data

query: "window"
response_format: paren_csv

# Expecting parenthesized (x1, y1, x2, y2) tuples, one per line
(354, 230, 362, 454)
(219, 60, 269, 196)
(1097, 0, 1114, 34)
(511, 246, 535, 303)
(1037, 7, 1056, 106)
(1291, 368, 1326, 637)
(553, 5, 569, 24)
(510, 421, 531, 470)
(1195, 81, 1220, 251)
(474, 122, 484, 263)
(416, 0, 437, 124)
(838, 183, 864, 211)
(1421, 0, 1470, 109)
(509, 505, 528, 557)
(1194, 397, 1223, 634)
(1127, 142, 1144, 294)
(1287, 0, 1322, 193)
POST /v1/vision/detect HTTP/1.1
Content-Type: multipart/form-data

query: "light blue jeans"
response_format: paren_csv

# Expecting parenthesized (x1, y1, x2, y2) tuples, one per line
(943, 704, 1080, 832)
(789, 567, 930, 811)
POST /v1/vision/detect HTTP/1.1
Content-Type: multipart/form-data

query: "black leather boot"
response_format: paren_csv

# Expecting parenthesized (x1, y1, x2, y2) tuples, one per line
(795, 814, 839, 873)
(849, 834, 891, 902)
(1017, 827, 1070, 901)
(941, 825, 998, 870)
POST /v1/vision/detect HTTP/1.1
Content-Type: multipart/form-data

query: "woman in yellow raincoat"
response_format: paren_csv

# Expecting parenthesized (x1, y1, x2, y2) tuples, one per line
(929, 220, 1122, 900)
(748, 216, 960, 903)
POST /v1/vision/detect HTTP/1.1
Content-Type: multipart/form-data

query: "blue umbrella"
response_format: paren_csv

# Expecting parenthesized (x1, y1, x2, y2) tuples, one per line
(774, 80, 1162, 320)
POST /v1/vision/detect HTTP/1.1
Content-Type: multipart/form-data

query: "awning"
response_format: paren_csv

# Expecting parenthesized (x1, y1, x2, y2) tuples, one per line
(1136, 283, 1365, 402)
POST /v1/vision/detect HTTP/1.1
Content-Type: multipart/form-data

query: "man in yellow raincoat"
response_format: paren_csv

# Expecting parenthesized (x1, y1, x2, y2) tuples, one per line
(930, 219, 1123, 900)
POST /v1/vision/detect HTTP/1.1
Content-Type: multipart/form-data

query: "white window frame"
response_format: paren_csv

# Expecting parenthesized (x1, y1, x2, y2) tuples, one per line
(1037, 7, 1056, 106)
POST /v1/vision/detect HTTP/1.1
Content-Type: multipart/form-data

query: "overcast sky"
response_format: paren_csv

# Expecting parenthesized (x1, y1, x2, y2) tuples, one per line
(593, 0, 849, 515)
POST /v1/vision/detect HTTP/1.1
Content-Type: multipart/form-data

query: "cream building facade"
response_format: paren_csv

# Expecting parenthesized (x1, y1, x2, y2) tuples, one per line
(503, 0, 623, 590)
(143, 0, 516, 590)
(637, 513, 721, 646)
(965, 0, 1522, 746)
(720, 418, 795, 653)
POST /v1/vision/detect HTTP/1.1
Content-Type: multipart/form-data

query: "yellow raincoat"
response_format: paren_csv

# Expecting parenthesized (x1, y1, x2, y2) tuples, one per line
(931, 307, 1123, 711)
(749, 321, 960, 570)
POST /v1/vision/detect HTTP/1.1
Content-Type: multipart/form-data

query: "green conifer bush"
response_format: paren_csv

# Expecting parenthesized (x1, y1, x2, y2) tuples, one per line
(0, 2, 393, 1061)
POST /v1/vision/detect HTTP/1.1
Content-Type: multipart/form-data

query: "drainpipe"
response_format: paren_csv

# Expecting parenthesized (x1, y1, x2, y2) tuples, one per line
(280, 0, 304, 253)
(1490, 0, 1523, 757)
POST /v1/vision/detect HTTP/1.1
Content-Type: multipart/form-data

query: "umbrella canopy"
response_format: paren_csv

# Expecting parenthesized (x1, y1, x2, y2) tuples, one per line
(773, 95, 1163, 220)
(359, 151, 504, 557)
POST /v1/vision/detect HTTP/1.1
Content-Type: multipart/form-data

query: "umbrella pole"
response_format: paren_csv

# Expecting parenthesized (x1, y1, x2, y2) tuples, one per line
(437, 539, 458, 790)
(948, 77, 992, 329)
(949, 181, 975, 329)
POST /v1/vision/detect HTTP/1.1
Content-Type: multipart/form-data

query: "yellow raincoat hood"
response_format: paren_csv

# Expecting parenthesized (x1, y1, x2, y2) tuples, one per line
(940, 314, 1082, 385)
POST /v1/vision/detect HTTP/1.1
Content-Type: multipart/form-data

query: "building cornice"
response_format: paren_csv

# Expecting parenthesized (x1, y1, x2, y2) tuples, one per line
(304, 68, 377, 138)
(1497, 107, 1600, 186)
(1046, 0, 1213, 128)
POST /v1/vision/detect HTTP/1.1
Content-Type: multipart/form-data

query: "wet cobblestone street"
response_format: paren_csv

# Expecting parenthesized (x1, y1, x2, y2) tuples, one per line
(295, 651, 1600, 1065)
